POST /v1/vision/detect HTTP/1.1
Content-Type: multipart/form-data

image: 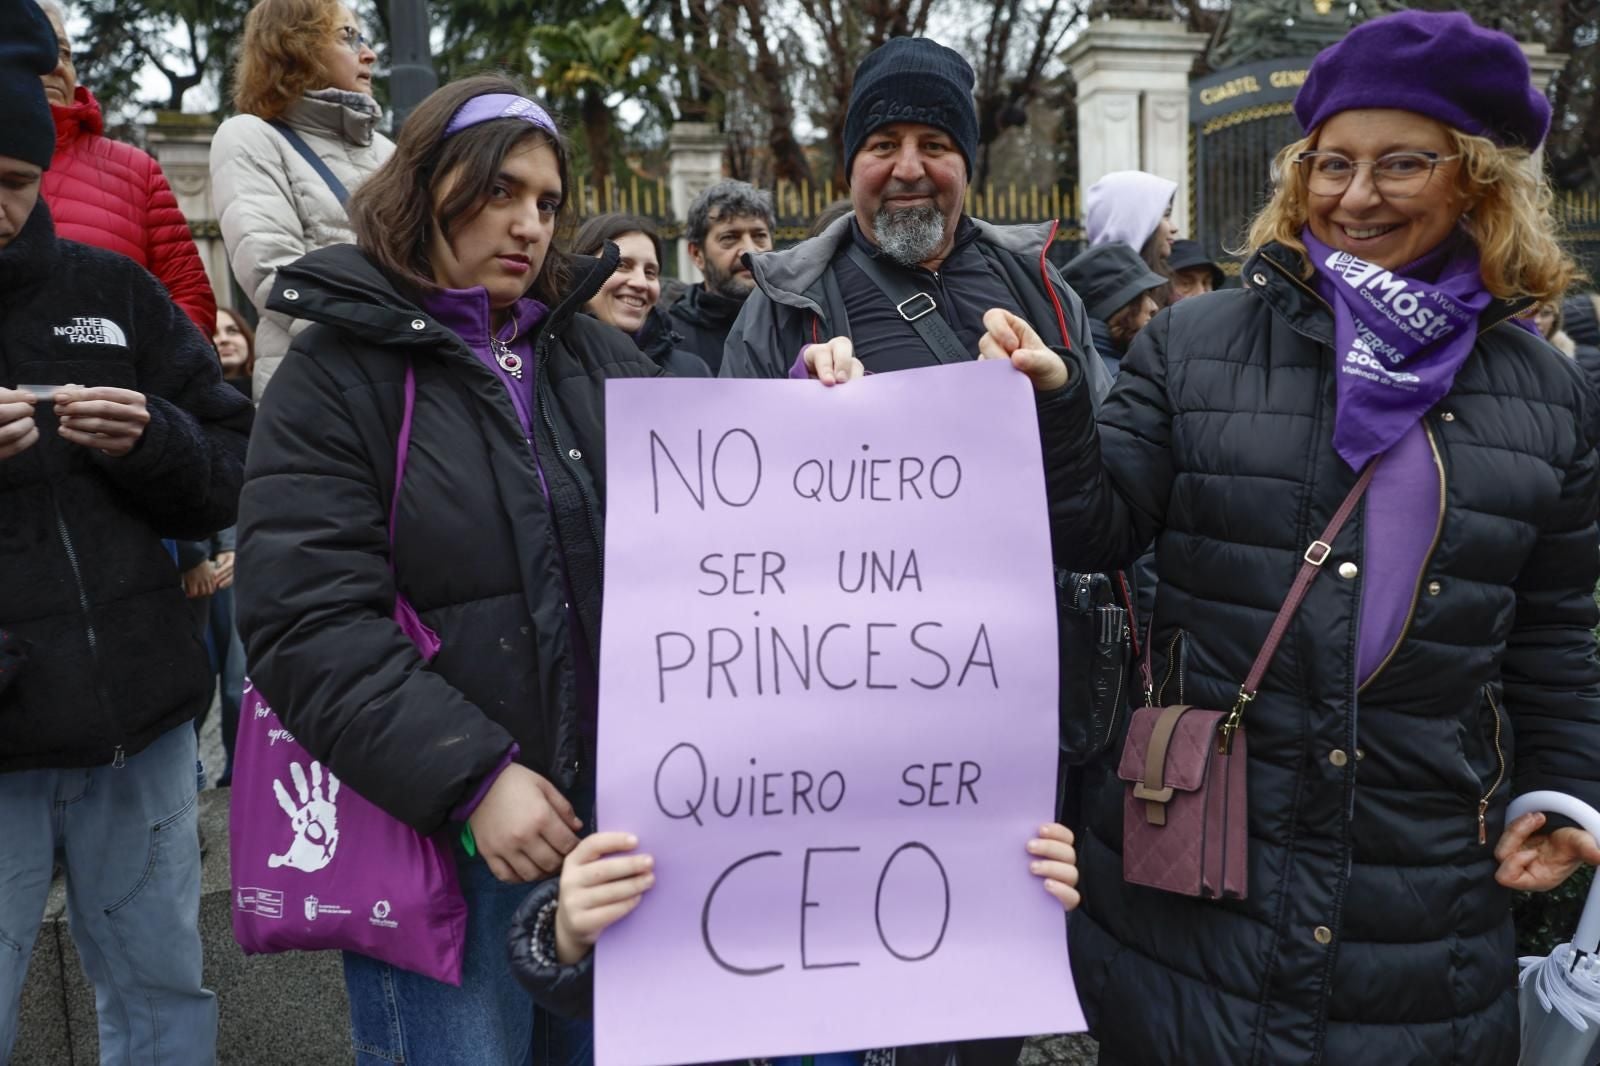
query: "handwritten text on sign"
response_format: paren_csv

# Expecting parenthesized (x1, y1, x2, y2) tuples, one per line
(596, 362, 1083, 1066)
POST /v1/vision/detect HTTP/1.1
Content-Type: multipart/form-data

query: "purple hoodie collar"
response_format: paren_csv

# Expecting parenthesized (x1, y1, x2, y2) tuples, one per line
(419, 285, 549, 354)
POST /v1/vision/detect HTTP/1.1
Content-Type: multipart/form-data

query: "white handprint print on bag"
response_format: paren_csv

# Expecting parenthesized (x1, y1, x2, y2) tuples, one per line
(269, 760, 341, 872)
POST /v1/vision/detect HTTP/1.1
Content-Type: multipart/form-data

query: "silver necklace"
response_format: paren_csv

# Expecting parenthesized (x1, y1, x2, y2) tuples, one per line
(490, 315, 523, 379)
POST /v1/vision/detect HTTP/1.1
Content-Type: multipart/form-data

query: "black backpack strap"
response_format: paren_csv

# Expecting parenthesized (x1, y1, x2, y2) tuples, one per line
(268, 120, 350, 207)
(844, 243, 969, 365)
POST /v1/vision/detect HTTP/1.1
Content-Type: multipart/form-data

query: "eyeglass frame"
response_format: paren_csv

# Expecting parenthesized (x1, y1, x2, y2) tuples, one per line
(335, 25, 370, 55)
(1292, 150, 1461, 200)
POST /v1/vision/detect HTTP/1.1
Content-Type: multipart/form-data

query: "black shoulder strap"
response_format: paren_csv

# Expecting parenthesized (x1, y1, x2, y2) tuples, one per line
(268, 120, 350, 207)
(844, 243, 969, 365)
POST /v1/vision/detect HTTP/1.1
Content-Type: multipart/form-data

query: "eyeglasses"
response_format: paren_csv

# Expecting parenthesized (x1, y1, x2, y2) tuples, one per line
(1293, 150, 1460, 199)
(336, 26, 369, 55)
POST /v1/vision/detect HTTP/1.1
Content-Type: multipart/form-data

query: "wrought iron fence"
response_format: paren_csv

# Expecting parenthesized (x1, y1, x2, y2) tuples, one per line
(568, 173, 1600, 291)
(569, 177, 1085, 248)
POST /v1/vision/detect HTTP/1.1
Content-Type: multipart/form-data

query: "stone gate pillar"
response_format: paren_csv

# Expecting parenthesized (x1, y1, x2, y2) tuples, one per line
(667, 122, 727, 282)
(145, 111, 234, 313)
(1064, 19, 1209, 238)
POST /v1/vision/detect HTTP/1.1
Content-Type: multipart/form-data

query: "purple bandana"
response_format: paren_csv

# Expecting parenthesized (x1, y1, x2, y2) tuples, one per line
(1303, 227, 1493, 469)
(443, 93, 558, 139)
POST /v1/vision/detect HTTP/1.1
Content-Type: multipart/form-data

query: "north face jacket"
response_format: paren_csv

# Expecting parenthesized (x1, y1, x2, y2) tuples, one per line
(43, 86, 215, 337)
(0, 200, 252, 772)
(1051, 240, 1600, 1066)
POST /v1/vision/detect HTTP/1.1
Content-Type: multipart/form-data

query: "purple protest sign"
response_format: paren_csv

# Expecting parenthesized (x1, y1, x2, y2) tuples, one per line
(595, 361, 1083, 1065)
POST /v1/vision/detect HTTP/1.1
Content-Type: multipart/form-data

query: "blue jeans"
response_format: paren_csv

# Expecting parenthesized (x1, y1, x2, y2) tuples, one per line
(0, 723, 217, 1064)
(344, 855, 594, 1065)
(206, 585, 246, 783)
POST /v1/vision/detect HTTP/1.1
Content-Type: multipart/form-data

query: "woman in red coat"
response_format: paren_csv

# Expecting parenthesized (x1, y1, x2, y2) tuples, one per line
(36, 0, 215, 337)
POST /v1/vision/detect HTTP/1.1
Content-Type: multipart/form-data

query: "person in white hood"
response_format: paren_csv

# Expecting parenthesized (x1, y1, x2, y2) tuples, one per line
(1084, 170, 1179, 292)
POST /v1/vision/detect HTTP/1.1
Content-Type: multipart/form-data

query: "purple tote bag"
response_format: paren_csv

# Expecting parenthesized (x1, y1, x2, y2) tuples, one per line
(230, 365, 468, 985)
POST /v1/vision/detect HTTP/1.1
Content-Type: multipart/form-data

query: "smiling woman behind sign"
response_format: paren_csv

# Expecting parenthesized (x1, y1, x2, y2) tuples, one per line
(964, 10, 1600, 1066)
(234, 74, 662, 1064)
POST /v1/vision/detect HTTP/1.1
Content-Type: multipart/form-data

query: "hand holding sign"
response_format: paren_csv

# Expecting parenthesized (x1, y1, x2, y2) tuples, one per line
(802, 336, 865, 385)
(979, 309, 1069, 391)
(555, 833, 656, 965)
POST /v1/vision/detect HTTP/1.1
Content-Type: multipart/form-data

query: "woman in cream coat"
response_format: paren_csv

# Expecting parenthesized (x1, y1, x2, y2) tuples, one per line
(210, 0, 393, 397)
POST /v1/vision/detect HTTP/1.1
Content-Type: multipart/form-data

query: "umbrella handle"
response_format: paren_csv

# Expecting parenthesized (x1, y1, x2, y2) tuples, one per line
(1508, 791, 1600, 956)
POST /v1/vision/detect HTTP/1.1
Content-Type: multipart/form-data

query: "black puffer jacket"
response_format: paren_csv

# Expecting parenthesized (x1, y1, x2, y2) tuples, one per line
(0, 200, 252, 772)
(1051, 241, 1600, 1066)
(634, 305, 711, 377)
(236, 243, 659, 832)
(666, 282, 746, 374)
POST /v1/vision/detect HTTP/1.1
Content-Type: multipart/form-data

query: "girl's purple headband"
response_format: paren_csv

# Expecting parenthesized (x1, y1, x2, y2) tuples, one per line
(442, 93, 558, 139)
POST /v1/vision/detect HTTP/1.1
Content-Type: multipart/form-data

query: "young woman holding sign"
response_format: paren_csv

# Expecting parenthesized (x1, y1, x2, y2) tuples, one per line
(235, 75, 661, 1064)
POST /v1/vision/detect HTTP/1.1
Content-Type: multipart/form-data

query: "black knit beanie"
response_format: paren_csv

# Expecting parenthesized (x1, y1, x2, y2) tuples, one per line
(844, 37, 978, 182)
(0, 0, 58, 169)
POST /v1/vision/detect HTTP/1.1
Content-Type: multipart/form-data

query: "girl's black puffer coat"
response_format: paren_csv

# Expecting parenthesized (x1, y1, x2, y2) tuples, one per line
(236, 242, 658, 832)
(1050, 240, 1600, 1066)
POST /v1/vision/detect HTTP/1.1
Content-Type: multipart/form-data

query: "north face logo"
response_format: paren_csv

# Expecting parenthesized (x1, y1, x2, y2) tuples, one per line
(53, 317, 127, 347)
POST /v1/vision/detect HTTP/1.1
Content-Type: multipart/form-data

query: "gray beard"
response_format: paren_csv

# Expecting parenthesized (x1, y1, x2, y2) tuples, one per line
(873, 205, 946, 268)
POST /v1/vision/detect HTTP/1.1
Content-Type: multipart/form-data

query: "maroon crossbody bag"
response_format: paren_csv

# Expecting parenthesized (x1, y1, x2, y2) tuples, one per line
(1116, 461, 1379, 900)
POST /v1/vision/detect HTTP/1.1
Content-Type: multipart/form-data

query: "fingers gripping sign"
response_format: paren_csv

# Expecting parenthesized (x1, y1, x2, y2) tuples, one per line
(978, 308, 1069, 392)
(802, 336, 865, 386)
(555, 832, 657, 965)
(269, 759, 342, 873)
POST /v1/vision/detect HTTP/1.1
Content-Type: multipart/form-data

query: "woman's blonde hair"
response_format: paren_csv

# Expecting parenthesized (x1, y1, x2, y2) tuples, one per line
(1244, 125, 1581, 303)
(231, 0, 343, 120)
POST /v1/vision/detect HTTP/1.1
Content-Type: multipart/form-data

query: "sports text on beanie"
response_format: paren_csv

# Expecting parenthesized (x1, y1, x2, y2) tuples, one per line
(1294, 9, 1551, 150)
(843, 37, 979, 182)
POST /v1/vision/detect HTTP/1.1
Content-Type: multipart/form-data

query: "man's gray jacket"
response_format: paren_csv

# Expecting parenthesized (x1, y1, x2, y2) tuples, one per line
(717, 213, 1111, 400)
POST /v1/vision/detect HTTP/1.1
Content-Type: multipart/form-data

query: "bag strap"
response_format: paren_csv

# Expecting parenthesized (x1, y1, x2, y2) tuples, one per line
(844, 244, 969, 365)
(387, 363, 416, 558)
(268, 120, 351, 207)
(1216, 458, 1380, 750)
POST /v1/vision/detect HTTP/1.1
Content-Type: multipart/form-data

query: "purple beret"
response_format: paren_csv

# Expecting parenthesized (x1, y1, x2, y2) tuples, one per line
(1294, 10, 1551, 150)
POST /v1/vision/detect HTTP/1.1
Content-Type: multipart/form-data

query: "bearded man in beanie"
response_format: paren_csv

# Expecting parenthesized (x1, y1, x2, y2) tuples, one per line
(719, 35, 1109, 399)
(0, 1, 250, 1059)
(715, 36, 1113, 1066)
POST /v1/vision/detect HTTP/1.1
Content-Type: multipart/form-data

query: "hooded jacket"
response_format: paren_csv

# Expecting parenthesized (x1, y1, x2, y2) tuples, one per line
(1051, 240, 1600, 1066)
(0, 200, 252, 772)
(635, 305, 711, 377)
(1084, 170, 1178, 253)
(42, 86, 215, 337)
(235, 242, 660, 832)
(210, 89, 394, 398)
(665, 282, 747, 374)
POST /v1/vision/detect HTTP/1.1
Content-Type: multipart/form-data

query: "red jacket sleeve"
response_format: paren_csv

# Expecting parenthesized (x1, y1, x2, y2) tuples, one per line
(142, 154, 217, 338)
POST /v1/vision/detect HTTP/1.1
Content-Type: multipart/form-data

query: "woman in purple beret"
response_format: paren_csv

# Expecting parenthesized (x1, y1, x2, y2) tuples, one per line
(968, 9, 1600, 1065)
